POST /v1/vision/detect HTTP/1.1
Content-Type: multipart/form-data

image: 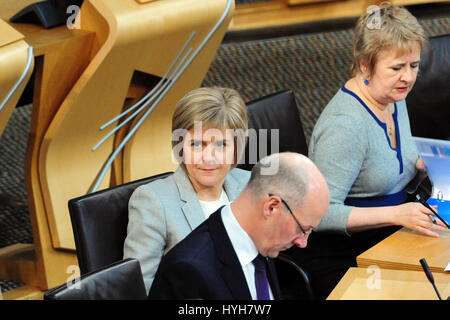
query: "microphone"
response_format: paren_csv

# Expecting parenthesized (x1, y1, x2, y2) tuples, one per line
(419, 258, 442, 300)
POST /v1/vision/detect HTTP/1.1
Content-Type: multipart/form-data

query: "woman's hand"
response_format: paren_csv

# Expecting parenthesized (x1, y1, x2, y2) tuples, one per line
(392, 202, 447, 237)
(416, 158, 425, 170)
(415, 157, 428, 184)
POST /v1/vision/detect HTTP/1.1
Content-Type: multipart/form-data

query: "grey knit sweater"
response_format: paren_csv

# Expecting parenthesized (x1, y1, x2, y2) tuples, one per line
(308, 86, 419, 235)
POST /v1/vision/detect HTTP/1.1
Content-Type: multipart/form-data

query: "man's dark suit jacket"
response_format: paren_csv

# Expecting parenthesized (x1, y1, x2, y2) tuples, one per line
(148, 207, 281, 300)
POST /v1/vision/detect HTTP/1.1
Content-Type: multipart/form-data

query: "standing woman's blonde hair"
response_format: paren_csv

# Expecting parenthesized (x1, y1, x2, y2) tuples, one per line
(171, 87, 248, 168)
(351, 1, 427, 76)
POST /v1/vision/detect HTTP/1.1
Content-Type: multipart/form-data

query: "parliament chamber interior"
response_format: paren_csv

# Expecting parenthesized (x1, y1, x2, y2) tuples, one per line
(0, 0, 449, 303)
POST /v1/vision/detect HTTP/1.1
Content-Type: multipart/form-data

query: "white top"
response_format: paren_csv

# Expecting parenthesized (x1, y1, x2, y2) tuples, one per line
(221, 204, 274, 300)
(198, 189, 229, 219)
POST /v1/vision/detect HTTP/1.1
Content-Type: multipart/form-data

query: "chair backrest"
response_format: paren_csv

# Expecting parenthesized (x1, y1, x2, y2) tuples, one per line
(406, 34, 450, 140)
(68, 172, 172, 275)
(238, 90, 308, 171)
(44, 258, 147, 300)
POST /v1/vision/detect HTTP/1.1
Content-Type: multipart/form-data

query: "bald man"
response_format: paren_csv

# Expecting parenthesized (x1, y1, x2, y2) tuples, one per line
(148, 152, 330, 300)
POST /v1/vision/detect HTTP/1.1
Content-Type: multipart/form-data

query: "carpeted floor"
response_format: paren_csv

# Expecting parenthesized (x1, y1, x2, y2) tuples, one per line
(1, 7, 449, 293)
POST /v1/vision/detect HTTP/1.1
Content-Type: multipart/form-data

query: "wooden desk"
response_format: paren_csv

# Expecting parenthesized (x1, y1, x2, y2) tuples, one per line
(357, 228, 450, 274)
(328, 267, 450, 300)
(231, 0, 450, 31)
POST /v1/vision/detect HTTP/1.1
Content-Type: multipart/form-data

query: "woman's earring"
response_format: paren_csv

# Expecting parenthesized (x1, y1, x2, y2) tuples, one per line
(364, 79, 369, 86)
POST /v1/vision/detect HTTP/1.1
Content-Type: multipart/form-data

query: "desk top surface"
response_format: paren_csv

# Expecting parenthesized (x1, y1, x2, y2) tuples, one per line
(0, 19, 24, 47)
(328, 267, 450, 300)
(357, 228, 450, 273)
(0, 0, 38, 20)
(1, 0, 93, 56)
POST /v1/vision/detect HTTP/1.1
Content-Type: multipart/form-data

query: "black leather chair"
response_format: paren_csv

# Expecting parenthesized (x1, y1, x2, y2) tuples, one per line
(406, 34, 450, 140)
(275, 253, 314, 300)
(68, 172, 172, 274)
(67, 90, 313, 299)
(238, 89, 308, 170)
(44, 258, 147, 300)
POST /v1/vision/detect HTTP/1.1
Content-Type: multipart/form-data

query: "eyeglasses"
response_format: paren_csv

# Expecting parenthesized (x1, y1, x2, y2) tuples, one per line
(268, 193, 312, 238)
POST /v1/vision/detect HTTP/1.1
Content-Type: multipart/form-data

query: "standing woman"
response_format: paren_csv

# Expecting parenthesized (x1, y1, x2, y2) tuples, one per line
(290, 2, 447, 300)
(123, 87, 250, 293)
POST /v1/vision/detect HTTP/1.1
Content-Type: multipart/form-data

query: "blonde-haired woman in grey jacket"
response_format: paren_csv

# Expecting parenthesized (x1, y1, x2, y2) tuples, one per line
(123, 87, 250, 293)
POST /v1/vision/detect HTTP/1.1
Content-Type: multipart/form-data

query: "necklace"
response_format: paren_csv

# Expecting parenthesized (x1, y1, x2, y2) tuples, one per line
(383, 103, 395, 137)
(387, 125, 393, 136)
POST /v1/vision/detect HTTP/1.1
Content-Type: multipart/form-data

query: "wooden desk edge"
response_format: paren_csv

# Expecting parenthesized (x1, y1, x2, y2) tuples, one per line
(327, 267, 450, 300)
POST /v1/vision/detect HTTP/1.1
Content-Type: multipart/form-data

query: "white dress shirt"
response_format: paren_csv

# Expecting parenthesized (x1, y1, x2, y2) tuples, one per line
(198, 189, 229, 219)
(221, 204, 274, 300)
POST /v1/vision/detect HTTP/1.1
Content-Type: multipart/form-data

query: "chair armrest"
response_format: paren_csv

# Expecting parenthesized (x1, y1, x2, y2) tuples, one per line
(276, 253, 315, 300)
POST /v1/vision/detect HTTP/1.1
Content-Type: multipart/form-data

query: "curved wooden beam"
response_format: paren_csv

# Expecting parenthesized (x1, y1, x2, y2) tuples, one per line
(0, 19, 34, 137)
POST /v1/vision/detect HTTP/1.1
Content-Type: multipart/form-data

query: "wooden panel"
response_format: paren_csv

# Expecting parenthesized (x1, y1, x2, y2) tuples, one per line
(3, 1, 95, 57)
(232, 0, 450, 31)
(391, 0, 449, 5)
(0, 0, 39, 21)
(0, 24, 32, 137)
(284, 0, 339, 6)
(135, 0, 159, 3)
(0, 244, 37, 287)
(285, 0, 449, 7)
(328, 267, 450, 300)
(2, 285, 44, 300)
(0, 18, 24, 47)
(230, 0, 380, 31)
(357, 228, 450, 274)
(25, 33, 93, 289)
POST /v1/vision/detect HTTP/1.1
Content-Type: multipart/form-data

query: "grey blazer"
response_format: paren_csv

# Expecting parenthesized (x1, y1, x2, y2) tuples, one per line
(123, 166, 251, 292)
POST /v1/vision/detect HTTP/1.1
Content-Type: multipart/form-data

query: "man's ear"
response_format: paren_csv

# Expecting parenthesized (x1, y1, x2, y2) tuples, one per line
(263, 195, 280, 220)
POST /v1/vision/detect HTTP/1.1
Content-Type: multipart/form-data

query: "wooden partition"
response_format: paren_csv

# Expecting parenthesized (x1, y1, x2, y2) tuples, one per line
(284, 0, 338, 6)
(0, 20, 33, 137)
(284, 0, 448, 6)
(231, 0, 450, 31)
(0, 20, 35, 290)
